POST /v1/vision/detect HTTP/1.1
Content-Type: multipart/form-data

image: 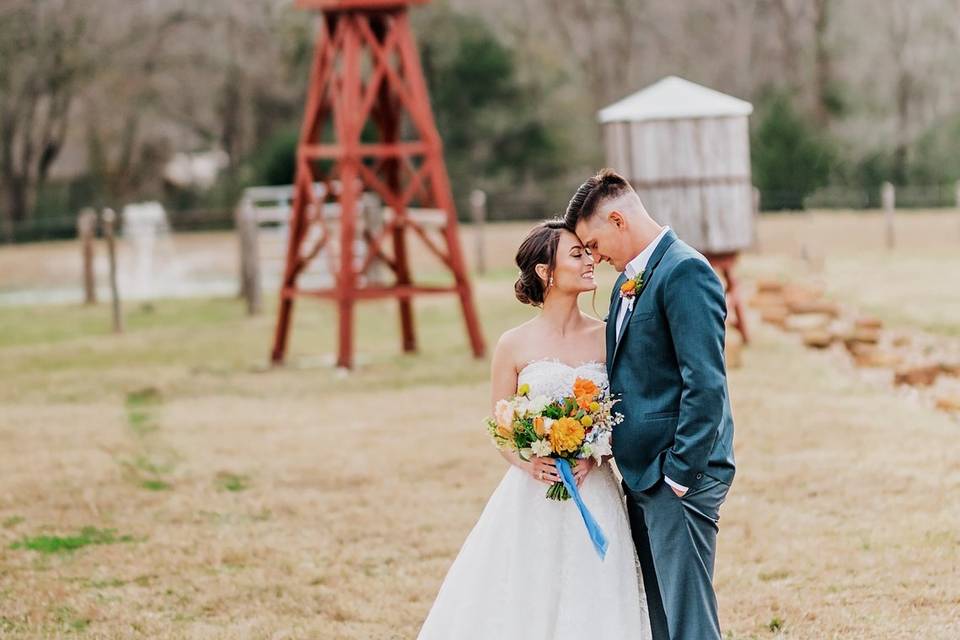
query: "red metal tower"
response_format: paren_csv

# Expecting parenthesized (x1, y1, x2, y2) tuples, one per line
(271, 0, 486, 368)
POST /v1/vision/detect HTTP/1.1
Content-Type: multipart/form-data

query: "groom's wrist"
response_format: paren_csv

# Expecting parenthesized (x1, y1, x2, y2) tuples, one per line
(662, 455, 700, 490)
(664, 475, 688, 495)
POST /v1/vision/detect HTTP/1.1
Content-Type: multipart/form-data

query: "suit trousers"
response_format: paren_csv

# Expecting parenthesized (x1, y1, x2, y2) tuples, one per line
(624, 476, 730, 640)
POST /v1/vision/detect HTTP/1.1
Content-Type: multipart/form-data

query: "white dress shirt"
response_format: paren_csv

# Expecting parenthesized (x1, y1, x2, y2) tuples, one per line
(615, 226, 670, 336)
(613, 226, 689, 495)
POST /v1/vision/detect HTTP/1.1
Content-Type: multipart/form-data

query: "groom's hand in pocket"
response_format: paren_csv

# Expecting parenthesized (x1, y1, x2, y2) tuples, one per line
(665, 475, 688, 497)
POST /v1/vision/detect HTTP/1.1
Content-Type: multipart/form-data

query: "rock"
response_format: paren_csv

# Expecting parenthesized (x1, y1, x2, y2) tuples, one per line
(787, 299, 841, 317)
(844, 327, 881, 347)
(785, 313, 832, 333)
(749, 292, 785, 309)
(939, 362, 960, 377)
(756, 280, 784, 294)
(891, 335, 911, 348)
(761, 307, 789, 328)
(803, 330, 834, 349)
(935, 394, 960, 413)
(894, 365, 941, 387)
(855, 316, 883, 331)
(849, 345, 902, 368)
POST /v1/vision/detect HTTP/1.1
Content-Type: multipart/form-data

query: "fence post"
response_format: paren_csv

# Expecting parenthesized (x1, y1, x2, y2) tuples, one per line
(361, 192, 388, 285)
(955, 180, 960, 240)
(881, 181, 895, 250)
(77, 208, 98, 305)
(469, 189, 487, 275)
(102, 208, 124, 333)
(236, 196, 262, 315)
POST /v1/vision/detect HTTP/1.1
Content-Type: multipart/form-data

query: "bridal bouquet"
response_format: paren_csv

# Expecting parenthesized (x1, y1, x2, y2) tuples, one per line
(486, 377, 623, 501)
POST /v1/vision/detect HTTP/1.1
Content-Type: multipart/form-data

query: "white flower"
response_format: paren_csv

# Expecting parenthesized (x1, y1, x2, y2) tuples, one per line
(526, 395, 551, 415)
(541, 417, 555, 434)
(530, 439, 553, 457)
(590, 432, 612, 462)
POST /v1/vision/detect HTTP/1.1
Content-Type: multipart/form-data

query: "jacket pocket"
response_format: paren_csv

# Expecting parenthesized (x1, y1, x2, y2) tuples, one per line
(644, 410, 679, 419)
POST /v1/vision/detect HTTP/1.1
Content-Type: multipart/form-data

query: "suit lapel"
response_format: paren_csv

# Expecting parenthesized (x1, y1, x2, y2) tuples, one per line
(609, 230, 679, 367)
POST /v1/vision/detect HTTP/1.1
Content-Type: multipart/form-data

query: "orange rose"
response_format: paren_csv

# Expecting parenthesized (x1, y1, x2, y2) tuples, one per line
(620, 279, 636, 294)
(573, 377, 598, 402)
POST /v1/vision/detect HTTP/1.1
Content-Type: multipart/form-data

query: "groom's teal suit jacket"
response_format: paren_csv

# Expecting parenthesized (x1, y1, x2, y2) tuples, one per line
(607, 230, 736, 493)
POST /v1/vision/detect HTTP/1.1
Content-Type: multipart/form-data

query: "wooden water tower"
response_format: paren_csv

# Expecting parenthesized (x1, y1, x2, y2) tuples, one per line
(599, 76, 754, 341)
(271, 0, 486, 368)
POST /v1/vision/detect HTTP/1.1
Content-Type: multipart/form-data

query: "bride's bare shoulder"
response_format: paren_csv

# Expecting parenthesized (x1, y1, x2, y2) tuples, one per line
(583, 315, 606, 333)
(495, 318, 538, 351)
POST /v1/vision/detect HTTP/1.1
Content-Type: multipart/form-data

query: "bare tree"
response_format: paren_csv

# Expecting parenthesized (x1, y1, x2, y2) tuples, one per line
(0, 2, 91, 239)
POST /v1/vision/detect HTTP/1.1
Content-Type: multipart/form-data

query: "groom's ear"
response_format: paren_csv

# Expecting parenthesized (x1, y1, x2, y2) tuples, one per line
(608, 210, 626, 229)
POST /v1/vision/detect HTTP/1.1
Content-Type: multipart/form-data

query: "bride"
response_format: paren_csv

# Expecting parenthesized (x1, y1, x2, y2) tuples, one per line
(418, 220, 651, 639)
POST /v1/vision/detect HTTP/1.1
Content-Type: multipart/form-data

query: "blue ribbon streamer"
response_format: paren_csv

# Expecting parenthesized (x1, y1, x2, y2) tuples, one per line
(554, 458, 608, 560)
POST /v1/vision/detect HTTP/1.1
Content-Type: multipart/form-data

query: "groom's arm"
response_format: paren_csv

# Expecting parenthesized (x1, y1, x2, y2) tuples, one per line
(661, 256, 728, 492)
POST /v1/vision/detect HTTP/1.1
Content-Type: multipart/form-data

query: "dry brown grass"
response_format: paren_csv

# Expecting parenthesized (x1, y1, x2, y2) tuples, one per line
(0, 212, 958, 639)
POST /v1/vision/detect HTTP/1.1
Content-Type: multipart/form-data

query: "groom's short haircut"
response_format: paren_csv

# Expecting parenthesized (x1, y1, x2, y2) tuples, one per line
(563, 168, 633, 230)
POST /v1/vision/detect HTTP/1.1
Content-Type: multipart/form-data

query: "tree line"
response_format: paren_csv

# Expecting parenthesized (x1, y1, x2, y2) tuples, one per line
(2, 0, 960, 242)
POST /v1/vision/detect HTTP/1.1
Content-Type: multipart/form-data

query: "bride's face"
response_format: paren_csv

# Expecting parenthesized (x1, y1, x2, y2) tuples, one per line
(546, 230, 596, 295)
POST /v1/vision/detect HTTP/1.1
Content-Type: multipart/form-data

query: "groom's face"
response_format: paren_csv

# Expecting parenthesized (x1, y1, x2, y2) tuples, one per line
(575, 212, 631, 272)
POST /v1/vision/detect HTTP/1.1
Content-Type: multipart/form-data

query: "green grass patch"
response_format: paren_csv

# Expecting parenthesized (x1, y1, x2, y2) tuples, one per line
(2, 515, 24, 529)
(11, 527, 134, 554)
(125, 387, 162, 408)
(215, 472, 250, 492)
(127, 410, 159, 436)
(140, 479, 172, 491)
(85, 578, 126, 589)
(52, 605, 90, 632)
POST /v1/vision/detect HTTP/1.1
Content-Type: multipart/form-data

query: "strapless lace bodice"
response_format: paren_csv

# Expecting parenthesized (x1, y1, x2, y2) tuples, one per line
(517, 358, 608, 400)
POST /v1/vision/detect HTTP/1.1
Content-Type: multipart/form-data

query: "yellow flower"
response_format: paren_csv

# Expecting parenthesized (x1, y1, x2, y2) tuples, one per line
(580, 415, 593, 427)
(589, 401, 600, 412)
(517, 383, 530, 396)
(620, 279, 636, 294)
(550, 417, 585, 454)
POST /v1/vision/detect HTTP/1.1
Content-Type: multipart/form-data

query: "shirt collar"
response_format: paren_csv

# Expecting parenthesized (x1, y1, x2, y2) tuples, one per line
(625, 226, 670, 279)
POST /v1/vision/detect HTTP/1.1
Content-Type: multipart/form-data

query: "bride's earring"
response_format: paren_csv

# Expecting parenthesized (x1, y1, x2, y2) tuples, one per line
(548, 277, 554, 288)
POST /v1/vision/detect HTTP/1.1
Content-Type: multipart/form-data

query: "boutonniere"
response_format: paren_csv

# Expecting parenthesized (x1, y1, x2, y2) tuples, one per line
(619, 271, 644, 299)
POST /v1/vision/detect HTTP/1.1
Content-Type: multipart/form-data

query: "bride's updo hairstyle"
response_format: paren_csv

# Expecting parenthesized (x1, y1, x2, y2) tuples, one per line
(514, 219, 567, 307)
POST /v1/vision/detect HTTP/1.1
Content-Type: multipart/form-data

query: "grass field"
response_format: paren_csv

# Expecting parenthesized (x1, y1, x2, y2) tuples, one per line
(1, 211, 958, 639)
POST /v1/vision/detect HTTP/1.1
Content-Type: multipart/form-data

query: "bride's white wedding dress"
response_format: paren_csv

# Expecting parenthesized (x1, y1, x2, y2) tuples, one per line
(418, 359, 651, 640)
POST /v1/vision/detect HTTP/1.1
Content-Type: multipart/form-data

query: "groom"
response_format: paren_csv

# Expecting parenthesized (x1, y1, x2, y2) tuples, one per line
(565, 169, 736, 640)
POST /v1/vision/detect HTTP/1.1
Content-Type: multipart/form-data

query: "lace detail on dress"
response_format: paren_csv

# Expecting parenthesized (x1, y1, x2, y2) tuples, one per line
(517, 358, 608, 401)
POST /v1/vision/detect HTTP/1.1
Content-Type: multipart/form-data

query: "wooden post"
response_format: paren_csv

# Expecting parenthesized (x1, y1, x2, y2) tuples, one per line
(469, 189, 487, 275)
(882, 181, 895, 250)
(102, 208, 123, 333)
(77, 208, 97, 305)
(955, 180, 960, 240)
(361, 192, 387, 286)
(236, 197, 262, 315)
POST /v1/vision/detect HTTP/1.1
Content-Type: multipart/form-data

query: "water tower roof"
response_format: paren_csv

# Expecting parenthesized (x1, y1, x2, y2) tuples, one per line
(599, 76, 753, 123)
